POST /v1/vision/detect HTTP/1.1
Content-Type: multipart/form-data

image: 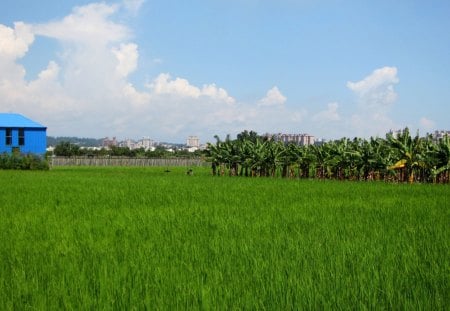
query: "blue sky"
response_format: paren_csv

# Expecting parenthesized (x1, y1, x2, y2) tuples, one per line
(1, 0, 449, 143)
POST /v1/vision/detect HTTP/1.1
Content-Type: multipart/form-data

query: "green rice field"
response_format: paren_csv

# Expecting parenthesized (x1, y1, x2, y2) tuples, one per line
(0, 167, 449, 309)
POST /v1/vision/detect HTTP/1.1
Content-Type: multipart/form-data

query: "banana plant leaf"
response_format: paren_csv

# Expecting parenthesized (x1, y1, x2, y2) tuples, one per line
(388, 159, 407, 170)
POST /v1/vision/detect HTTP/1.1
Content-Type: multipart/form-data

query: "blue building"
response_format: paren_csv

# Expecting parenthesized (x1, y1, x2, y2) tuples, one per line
(0, 113, 47, 155)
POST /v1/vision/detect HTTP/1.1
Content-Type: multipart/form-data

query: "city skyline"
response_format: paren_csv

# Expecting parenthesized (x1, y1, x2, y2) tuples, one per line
(48, 128, 450, 149)
(1, 0, 449, 143)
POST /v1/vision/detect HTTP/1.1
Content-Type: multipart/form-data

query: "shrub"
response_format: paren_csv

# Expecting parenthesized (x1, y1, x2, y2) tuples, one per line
(0, 153, 49, 170)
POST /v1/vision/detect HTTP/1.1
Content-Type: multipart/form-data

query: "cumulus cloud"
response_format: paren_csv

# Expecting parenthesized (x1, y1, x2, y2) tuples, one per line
(112, 43, 138, 77)
(147, 73, 235, 104)
(258, 86, 287, 106)
(347, 66, 399, 108)
(0, 1, 310, 142)
(1, 2, 132, 133)
(345, 67, 400, 137)
(122, 83, 151, 106)
(0, 22, 34, 100)
(0, 22, 34, 59)
(347, 67, 399, 94)
(37, 61, 60, 81)
(0, 23, 35, 112)
(32, 3, 128, 44)
(313, 102, 340, 122)
(27, 2, 134, 108)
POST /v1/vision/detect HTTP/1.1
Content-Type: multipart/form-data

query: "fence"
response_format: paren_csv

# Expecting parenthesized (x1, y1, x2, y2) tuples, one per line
(51, 156, 209, 167)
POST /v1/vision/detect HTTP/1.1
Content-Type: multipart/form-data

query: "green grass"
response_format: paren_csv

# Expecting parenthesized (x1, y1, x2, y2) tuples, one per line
(0, 167, 449, 309)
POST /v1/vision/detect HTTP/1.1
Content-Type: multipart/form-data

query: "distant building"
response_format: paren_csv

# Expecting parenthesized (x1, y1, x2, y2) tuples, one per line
(0, 113, 47, 155)
(119, 138, 135, 149)
(136, 137, 154, 150)
(102, 137, 117, 148)
(266, 133, 315, 146)
(388, 129, 403, 138)
(186, 136, 200, 148)
(389, 129, 450, 141)
(433, 130, 450, 141)
(118, 137, 154, 150)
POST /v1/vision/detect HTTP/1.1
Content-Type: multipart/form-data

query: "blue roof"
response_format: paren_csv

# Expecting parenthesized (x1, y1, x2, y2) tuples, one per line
(0, 113, 46, 128)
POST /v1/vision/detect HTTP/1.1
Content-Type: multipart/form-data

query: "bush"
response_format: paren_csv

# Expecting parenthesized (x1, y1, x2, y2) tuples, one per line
(0, 153, 49, 170)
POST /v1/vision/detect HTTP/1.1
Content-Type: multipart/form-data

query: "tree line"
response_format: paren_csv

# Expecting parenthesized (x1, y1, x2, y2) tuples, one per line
(205, 129, 450, 184)
(51, 142, 203, 158)
(47, 136, 102, 148)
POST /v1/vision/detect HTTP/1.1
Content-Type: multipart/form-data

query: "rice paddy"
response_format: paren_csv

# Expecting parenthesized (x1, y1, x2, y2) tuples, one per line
(0, 167, 448, 309)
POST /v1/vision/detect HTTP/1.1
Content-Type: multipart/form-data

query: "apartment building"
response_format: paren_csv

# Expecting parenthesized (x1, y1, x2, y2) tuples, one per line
(267, 133, 315, 146)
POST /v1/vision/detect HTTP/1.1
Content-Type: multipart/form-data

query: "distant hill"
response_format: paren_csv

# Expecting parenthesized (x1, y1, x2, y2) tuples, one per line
(47, 136, 103, 147)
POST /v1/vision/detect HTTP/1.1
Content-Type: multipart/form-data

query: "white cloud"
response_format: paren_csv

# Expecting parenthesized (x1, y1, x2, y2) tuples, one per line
(0, 2, 310, 142)
(149, 73, 201, 98)
(201, 84, 235, 104)
(123, 83, 151, 107)
(345, 66, 400, 137)
(313, 102, 340, 122)
(347, 66, 399, 108)
(0, 23, 35, 111)
(258, 86, 287, 106)
(147, 73, 235, 104)
(36, 61, 60, 81)
(0, 22, 34, 59)
(0, 3, 133, 134)
(25, 2, 136, 107)
(112, 43, 138, 77)
(32, 3, 128, 45)
(419, 117, 435, 130)
(347, 67, 399, 94)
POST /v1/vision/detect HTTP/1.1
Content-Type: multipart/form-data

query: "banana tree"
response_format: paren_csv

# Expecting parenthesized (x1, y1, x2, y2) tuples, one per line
(264, 140, 284, 177)
(387, 128, 426, 183)
(298, 145, 315, 178)
(249, 138, 268, 177)
(311, 144, 328, 179)
(205, 135, 222, 176)
(431, 135, 450, 183)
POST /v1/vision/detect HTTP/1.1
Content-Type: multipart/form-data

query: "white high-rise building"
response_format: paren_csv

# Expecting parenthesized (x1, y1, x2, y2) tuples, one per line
(120, 139, 135, 149)
(186, 136, 200, 148)
(433, 130, 450, 141)
(136, 137, 154, 150)
(267, 133, 315, 146)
